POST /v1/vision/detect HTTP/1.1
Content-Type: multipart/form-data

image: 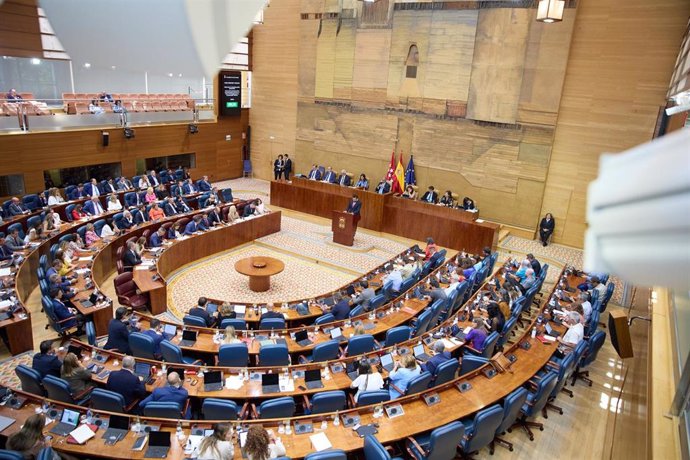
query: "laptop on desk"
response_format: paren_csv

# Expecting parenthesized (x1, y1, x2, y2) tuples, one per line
(134, 362, 151, 380)
(234, 305, 246, 319)
(102, 414, 129, 442)
(330, 327, 346, 342)
(203, 370, 223, 392)
(261, 373, 280, 394)
(144, 431, 171, 458)
(304, 369, 324, 390)
(295, 330, 312, 347)
(413, 344, 431, 362)
(178, 329, 197, 347)
(162, 324, 177, 340)
(79, 292, 99, 308)
(380, 353, 395, 372)
(545, 322, 561, 338)
(49, 408, 80, 436)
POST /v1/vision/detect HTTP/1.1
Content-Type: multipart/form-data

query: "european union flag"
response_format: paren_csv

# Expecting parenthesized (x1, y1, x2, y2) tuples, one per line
(405, 155, 416, 187)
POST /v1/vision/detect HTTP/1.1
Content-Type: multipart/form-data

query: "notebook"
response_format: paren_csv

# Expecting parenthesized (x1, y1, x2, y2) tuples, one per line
(0, 415, 16, 433)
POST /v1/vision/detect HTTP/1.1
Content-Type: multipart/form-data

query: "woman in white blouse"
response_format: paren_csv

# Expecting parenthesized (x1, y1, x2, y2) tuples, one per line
(47, 188, 65, 205)
(244, 426, 286, 460)
(197, 424, 234, 460)
(350, 361, 385, 402)
(107, 194, 123, 211)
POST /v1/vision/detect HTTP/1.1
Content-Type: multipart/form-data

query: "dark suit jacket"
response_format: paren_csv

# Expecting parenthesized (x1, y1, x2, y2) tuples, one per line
(331, 300, 351, 321)
(132, 209, 147, 225)
(120, 217, 134, 229)
(83, 200, 104, 215)
(322, 171, 337, 183)
(243, 206, 255, 217)
(32, 353, 62, 378)
(540, 218, 555, 234)
(337, 174, 351, 186)
(308, 169, 322, 180)
(123, 249, 141, 268)
(106, 369, 146, 405)
(8, 203, 26, 216)
(164, 203, 178, 216)
(52, 299, 76, 328)
(149, 232, 164, 248)
(139, 386, 189, 417)
(176, 200, 191, 213)
(84, 183, 101, 197)
(189, 307, 214, 327)
(530, 259, 542, 276)
(208, 211, 222, 226)
(0, 245, 13, 260)
(375, 182, 391, 194)
(421, 351, 452, 375)
(182, 183, 196, 195)
(284, 159, 292, 173)
(198, 181, 212, 192)
(104, 319, 133, 354)
(346, 200, 362, 216)
(421, 191, 439, 204)
(259, 310, 284, 322)
(184, 221, 197, 235)
(142, 329, 164, 355)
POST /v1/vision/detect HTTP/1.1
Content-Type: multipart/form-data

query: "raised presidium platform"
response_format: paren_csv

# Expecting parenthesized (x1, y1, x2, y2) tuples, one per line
(271, 178, 499, 254)
(234, 256, 285, 292)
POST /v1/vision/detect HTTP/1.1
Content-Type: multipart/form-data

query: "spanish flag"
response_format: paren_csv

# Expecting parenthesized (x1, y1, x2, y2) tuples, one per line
(392, 152, 405, 194)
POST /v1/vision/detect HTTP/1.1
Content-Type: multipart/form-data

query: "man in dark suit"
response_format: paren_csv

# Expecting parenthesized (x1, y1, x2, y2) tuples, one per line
(8, 197, 28, 216)
(421, 186, 438, 204)
(259, 308, 284, 322)
(208, 206, 223, 226)
(184, 215, 201, 235)
(198, 176, 212, 192)
(84, 179, 101, 198)
(32, 340, 62, 378)
(163, 197, 178, 216)
(198, 213, 211, 231)
(346, 194, 362, 229)
(337, 170, 351, 187)
(374, 180, 391, 194)
(83, 197, 105, 216)
(0, 238, 14, 261)
(132, 205, 148, 225)
(526, 253, 542, 277)
(139, 371, 190, 418)
(106, 356, 147, 406)
(322, 167, 337, 184)
(117, 177, 133, 191)
(123, 242, 142, 269)
(243, 201, 257, 218)
(329, 292, 351, 321)
(104, 307, 137, 354)
(119, 210, 135, 230)
(421, 341, 452, 375)
(149, 227, 166, 248)
(189, 297, 215, 327)
(142, 318, 165, 357)
(50, 288, 80, 331)
(67, 186, 85, 201)
(175, 197, 191, 213)
(307, 164, 322, 181)
(104, 179, 118, 194)
(172, 181, 185, 198)
(5, 228, 25, 252)
(283, 154, 292, 181)
(182, 179, 197, 195)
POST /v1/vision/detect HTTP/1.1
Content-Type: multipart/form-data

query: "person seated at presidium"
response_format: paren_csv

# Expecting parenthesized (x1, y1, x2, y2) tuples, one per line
(420, 186, 438, 204)
(307, 164, 322, 181)
(462, 196, 476, 211)
(355, 173, 369, 190)
(89, 99, 105, 114)
(6, 89, 22, 101)
(402, 185, 417, 200)
(439, 190, 454, 207)
(375, 179, 391, 194)
(321, 166, 337, 184)
(337, 169, 351, 187)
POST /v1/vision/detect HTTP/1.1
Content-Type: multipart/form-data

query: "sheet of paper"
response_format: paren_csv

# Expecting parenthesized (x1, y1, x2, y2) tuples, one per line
(225, 376, 244, 390)
(279, 378, 295, 393)
(78, 257, 93, 262)
(0, 300, 12, 309)
(134, 266, 149, 271)
(310, 432, 332, 451)
(442, 338, 459, 349)
(69, 424, 95, 444)
(0, 268, 11, 277)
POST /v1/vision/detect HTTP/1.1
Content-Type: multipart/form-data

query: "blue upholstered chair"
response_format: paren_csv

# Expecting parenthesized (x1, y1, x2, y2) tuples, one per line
(7, 223, 25, 240)
(368, 293, 387, 310)
(459, 355, 489, 377)
(27, 214, 42, 230)
(356, 390, 390, 406)
(345, 334, 376, 356)
(314, 313, 334, 325)
(363, 435, 404, 460)
(0, 450, 24, 460)
(22, 194, 41, 211)
(542, 352, 577, 416)
(85, 321, 97, 346)
(220, 188, 234, 202)
(508, 371, 558, 440)
(431, 358, 459, 387)
(306, 390, 347, 415)
(384, 326, 411, 348)
(91, 388, 135, 413)
(160, 340, 201, 365)
(42, 375, 91, 405)
(202, 398, 242, 420)
(490, 387, 529, 453)
(129, 332, 157, 360)
(572, 330, 606, 386)
(300, 340, 339, 363)
(258, 343, 289, 366)
(183, 315, 207, 327)
(93, 219, 107, 236)
(304, 450, 346, 460)
(391, 371, 432, 397)
(405, 421, 465, 460)
(259, 318, 285, 330)
(217, 343, 249, 367)
(255, 397, 296, 419)
(458, 404, 504, 456)
(15, 365, 45, 396)
(36, 448, 55, 460)
(412, 309, 433, 338)
(220, 318, 246, 330)
(496, 316, 518, 351)
(142, 401, 184, 419)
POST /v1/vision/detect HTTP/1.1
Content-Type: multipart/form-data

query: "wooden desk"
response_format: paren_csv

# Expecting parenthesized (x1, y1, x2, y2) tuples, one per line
(234, 256, 285, 292)
(0, 313, 33, 355)
(270, 180, 499, 254)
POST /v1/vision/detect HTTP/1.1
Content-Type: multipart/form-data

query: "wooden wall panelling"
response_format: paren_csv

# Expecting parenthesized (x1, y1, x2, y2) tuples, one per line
(0, 116, 246, 197)
(332, 19, 356, 101)
(466, 8, 530, 124)
(298, 18, 319, 101)
(314, 19, 338, 99)
(0, 0, 42, 58)
(352, 29, 392, 105)
(248, 0, 301, 179)
(517, 9, 576, 126)
(541, 0, 690, 247)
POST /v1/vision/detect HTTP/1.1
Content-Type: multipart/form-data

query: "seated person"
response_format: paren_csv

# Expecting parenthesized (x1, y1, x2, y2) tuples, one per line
(144, 187, 157, 204)
(5, 228, 25, 252)
(486, 302, 505, 333)
(50, 287, 81, 333)
(149, 227, 166, 248)
(223, 325, 241, 344)
(163, 197, 179, 216)
(217, 303, 237, 325)
(556, 311, 585, 358)
(244, 426, 286, 460)
(132, 204, 148, 224)
(526, 253, 542, 276)
(462, 196, 476, 211)
(32, 340, 62, 378)
(350, 361, 384, 402)
(175, 196, 192, 213)
(307, 164, 322, 180)
(420, 186, 438, 204)
(589, 276, 607, 299)
(112, 100, 125, 113)
(119, 210, 135, 230)
(182, 178, 197, 195)
(61, 352, 94, 395)
(89, 99, 105, 114)
(197, 423, 234, 460)
(104, 307, 137, 354)
(148, 202, 165, 220)
(106, 356, 147, 406)
(107, 194, 123, 211)
(388, 354, 421, 399)
(143, 318, 165, 357)
(321, 166, 337, 183)
(8, 197, 28, 216)
(184, 215, 204, 235)
(355, 174, 369, 190)
(139, 372, 190, 418)
(353, 280, 375, 311)
(415, 237, 437, 261)
(48, 273, 76, 299)
(506, 268, 536, 295)
(71, 204, 87, 220)
(329, 292, 351, 320)
(421, 340, 452, 375)
(6, 89, 22, 101)
(383, 267, 403, 296)
(243, 201, 258, 218)
(402, 185, 417, 200)
(208, 206, 223, 226)
(84, 223, 101, 247)
(189, 297, 216, 327)
(83, 197, 105, 216)
(465, 318, 488, 351)
(439, 190, 454, 207)
(374, 179, 391, 194)
(167, 222, 183, 239)
(337, 169, 351, 186)
(198, 175, 212, 192)
(259, 307, 284, 322)
(0, 237, 13, 260)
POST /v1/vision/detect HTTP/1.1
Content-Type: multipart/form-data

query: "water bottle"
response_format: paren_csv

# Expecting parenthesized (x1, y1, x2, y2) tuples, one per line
(176, 420, 183, 438)
(531, 327, 537, 339)
(333, 411, 340, 426)
(86, 409, 93, 424)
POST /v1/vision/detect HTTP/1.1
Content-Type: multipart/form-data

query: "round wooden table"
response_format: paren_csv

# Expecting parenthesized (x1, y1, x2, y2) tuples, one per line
(234, 256, 285, 292)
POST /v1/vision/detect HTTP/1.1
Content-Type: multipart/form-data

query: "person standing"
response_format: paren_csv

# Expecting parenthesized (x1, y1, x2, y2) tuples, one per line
(346, 194, 362, 229)
(273, 155, 284, 181)
(539, 213, 555, 246)
(283, 154, 292, 181)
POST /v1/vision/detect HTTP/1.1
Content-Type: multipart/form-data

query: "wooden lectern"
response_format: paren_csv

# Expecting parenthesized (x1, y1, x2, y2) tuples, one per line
(332, 210, 356, 246)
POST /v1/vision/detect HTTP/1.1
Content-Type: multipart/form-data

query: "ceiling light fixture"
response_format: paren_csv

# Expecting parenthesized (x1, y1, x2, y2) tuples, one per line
(536, 0, 564, 23)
